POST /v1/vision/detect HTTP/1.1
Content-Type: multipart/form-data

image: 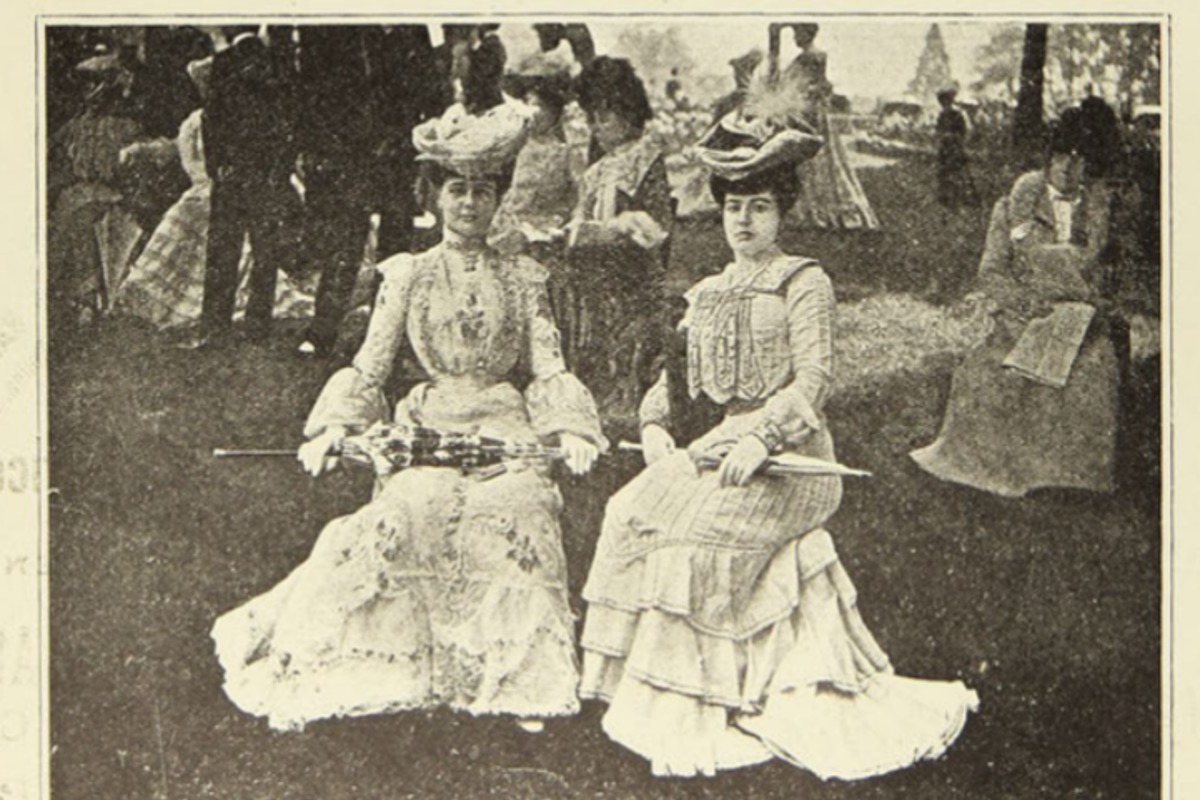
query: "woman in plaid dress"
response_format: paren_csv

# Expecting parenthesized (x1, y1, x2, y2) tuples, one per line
(578, 109, 976, 779)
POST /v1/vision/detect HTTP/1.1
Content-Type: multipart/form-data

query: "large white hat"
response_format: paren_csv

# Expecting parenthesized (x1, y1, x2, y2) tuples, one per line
(412, 101, 534, 178)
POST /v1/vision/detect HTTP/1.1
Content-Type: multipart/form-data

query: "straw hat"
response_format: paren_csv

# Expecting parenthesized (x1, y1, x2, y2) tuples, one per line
(412, 101, 534, 178)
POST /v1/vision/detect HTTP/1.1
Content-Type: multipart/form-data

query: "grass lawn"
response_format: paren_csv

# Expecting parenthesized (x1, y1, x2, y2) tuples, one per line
(48, 151, 1162, 799)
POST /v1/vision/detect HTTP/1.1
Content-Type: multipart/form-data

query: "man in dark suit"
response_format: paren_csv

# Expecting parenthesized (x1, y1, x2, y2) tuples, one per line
(293, 25, 377, 356)
(186, 25, 298, 348)
(365, 24, 442, 261)
(135, 26, 213, 139)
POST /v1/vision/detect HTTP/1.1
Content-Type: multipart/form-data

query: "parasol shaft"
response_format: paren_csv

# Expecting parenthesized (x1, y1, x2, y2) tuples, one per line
(617, 441, 870, 478)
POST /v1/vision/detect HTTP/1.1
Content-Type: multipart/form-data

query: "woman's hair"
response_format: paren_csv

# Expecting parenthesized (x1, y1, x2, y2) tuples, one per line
(1045, 106, 1086, 159)
(501, 72, 572, 119)
(710, 166, 801, 215)
(573, 56, 653, 133)
(415, 161, 514, 216)
(1076, 96, 1125, 179)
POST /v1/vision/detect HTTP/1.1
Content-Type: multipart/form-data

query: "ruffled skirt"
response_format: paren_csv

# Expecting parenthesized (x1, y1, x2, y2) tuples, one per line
(792, 111, 880, 231)
(580, 454, 978, 778)
(212, 387, 580, 731)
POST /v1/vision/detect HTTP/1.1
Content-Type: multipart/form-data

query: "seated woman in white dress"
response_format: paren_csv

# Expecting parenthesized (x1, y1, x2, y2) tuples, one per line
(211, 102, 605, 734)
(578, 109, 977, 778)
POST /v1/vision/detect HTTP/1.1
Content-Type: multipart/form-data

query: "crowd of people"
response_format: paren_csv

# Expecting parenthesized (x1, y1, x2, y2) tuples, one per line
(46, 19, 1158, 784)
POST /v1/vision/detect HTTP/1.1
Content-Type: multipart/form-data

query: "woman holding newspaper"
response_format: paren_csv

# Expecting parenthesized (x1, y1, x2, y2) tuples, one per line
(578, 99, 978, 778)
(910, 105, 1123, 496)
(211, 100, 605, 733)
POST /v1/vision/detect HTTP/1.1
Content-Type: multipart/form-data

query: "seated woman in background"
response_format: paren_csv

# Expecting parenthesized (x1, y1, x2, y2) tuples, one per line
(566, 56, 673, 418)
(211, 102, 605, 734)
(487, 51, 579, 354)
(910, 106, 1123, 497)
(578, 107, 978, 778)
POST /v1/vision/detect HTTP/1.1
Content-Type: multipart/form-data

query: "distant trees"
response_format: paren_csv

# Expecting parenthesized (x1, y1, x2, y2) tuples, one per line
(611, 25, 698, 100)
(972, 22, 1161, 114)
(907, 23, 955, 105)
(1013, 24, 1048, 162)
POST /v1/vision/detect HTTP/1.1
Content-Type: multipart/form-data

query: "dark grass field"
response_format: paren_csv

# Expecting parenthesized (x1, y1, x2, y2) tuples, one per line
(48, 153, 1163, 799)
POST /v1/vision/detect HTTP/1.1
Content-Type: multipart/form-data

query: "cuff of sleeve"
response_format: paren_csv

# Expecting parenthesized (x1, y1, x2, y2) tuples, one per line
(749, 420, 786, 454)
(526, 372, 609, 452)
(303, 367, 390, 440)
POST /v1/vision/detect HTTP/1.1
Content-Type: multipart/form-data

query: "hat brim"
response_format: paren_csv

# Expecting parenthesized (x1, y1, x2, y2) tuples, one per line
(412, 102, 532, 177)
(695, 114, 824, 182)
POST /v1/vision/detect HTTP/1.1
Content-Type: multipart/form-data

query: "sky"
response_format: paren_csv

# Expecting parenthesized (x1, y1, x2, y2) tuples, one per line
(500, 19, 1006, 104)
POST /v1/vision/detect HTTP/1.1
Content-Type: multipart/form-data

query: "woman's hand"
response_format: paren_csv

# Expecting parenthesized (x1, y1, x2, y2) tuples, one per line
(641, 424, 676, 466)
(559, 433, 599, 476)
(614, 211, 668, 249)
(298, 425, 347, 478)
(717, 435, 770, 488)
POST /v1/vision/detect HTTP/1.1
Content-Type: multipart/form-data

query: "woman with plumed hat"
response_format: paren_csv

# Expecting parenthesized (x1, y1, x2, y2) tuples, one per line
(47, 50, 143, 328)
(211, 101, 605, 734)
(578, 99, 977, 778)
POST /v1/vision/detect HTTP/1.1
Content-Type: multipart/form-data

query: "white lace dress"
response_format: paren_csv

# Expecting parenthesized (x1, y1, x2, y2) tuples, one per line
(211, 244, 606, 730)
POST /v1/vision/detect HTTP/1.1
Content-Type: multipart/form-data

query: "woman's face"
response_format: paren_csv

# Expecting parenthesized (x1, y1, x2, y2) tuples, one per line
(1047, 152, 1084, 197)
(588, 107, 636, 154)
(723, 190, 782, 260)
(437, 176, 499, 240)
(524, 91, 556, 136)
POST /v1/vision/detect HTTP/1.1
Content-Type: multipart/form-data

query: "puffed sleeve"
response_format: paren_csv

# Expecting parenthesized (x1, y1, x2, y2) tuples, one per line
(690, 268, 833, 454)
(303, 254, 415, 438)
(638, 370, 671, 432)
(516, 258, 609, 450)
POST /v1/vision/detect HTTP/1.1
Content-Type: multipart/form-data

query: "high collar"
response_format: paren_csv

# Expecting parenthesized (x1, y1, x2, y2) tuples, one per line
(1045, 181, 1081, 205)
(441, 228, 488, 255)
(727, 246, 786, 281)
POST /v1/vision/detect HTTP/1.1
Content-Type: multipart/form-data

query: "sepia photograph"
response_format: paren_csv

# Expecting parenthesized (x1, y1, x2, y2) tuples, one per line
(39, 13, 1165, 798)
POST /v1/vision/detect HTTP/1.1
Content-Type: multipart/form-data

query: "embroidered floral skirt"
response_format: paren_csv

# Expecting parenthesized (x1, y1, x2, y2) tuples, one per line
(580, 453, 978, 778)
(212, 460, 580, 731)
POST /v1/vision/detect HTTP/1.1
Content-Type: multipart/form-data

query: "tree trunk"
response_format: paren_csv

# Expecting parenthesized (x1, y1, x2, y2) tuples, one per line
(1013, 23, 1048, 167)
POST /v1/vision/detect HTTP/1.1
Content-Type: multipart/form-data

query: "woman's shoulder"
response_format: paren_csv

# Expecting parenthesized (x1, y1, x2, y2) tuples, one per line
(682, 270, 728, 306)
(683, 257, 828, 304)
(375, 251, 422, 288)
(506, 253, 551, 285)
(756, 255, 827, 293)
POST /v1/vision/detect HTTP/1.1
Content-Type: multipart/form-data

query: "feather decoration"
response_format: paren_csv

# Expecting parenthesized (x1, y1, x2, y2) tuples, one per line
(740, 73, 818, 138)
